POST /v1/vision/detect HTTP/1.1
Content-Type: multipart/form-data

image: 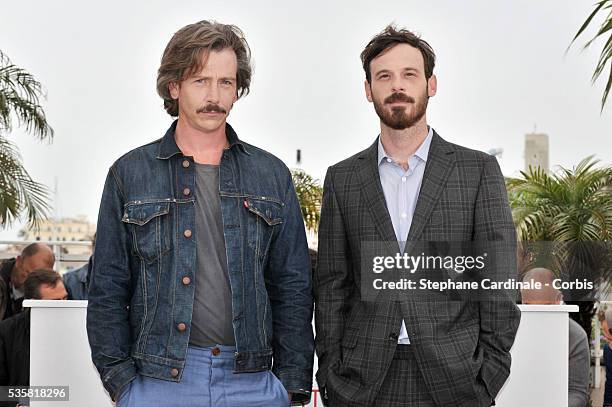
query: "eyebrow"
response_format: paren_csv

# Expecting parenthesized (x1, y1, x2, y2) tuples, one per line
(191, 75, 237, 81)
(374, 67, 420, 76)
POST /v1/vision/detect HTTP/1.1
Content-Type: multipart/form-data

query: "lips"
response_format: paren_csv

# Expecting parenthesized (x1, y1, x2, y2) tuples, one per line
(384, 93, 414, 104)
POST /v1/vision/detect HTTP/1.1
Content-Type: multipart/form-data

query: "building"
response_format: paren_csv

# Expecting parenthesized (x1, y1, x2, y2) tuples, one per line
(524, 132, 549, 173)
(19, 215, 95, 256)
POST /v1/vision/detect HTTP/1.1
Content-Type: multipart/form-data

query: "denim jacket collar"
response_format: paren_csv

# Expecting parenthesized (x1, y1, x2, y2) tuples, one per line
(156, 120, 250, 160)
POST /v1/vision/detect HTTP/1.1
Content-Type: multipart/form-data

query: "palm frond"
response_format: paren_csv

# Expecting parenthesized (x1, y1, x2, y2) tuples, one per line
(569, 0, 612, 110)
(0, 137, 51, 228)
(0, 50, 53, 141)
(291, 169, 323, 232)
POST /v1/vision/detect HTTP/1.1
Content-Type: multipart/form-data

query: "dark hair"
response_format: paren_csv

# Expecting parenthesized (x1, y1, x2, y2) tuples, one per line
(361, 24, 436, 83)
(157, 20, 252, 117)
(24, 269, 62, 299)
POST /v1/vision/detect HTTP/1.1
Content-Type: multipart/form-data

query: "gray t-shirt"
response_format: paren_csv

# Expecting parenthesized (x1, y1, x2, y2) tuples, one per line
(189, 163, 235, 347)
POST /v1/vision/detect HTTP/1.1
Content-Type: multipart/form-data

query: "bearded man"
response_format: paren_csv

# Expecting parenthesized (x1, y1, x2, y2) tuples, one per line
(314, 25, 521, 407)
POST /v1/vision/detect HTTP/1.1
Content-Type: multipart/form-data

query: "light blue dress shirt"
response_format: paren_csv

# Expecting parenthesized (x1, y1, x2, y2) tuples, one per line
(377, 126, 433, 344)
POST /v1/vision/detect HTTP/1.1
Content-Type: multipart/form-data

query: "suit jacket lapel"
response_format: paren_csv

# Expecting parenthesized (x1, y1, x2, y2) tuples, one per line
(405, 130, 456, 249)
(356, 138, 399, 251)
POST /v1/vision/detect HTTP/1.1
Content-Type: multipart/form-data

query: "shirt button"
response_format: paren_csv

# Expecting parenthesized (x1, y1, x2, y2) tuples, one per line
(184, 229, 192, 238)
(183, 187, 191, 196)
(386, 158, 392, 163)
(182, 160, 190, 168)
(182, 276, 191, 285)
(177, 323, 186, 332)
(170, 368, 179, 377)
(402, 177, 407, 182)
(212, 347, 221, 356)
(400, 213, 407, 219)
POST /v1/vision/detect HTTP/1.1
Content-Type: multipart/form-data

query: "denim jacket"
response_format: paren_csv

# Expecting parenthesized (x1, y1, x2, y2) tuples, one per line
(86, 121, 314, 404)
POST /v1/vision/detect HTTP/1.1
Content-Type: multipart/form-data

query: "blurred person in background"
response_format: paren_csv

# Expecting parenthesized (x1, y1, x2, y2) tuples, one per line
(63, 234, 95, 300)
(521, 268, 589, 407)
(0, 243, 54, 320)
(0, 269, 67, 407)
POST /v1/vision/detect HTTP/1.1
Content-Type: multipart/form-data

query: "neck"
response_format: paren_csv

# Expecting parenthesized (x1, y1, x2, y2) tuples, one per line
(174, 119, 229, 165)
(379, 116, 429, 169)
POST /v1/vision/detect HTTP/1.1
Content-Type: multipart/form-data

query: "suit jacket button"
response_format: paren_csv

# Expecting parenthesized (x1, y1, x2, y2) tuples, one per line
(389, 332, 398, 341)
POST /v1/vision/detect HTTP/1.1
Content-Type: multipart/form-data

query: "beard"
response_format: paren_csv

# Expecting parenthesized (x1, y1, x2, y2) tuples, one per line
(373, 88, 429, 130)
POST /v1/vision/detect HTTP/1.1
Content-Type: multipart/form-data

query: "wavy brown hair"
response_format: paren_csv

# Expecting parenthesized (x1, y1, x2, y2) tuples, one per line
(157, 20, 252, 117)
(361, 25, 436, 83)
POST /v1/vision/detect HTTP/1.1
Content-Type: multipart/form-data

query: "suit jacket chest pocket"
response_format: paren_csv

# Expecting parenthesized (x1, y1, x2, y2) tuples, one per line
(245, 198, 283, 259)
(122, 201, 171, 262)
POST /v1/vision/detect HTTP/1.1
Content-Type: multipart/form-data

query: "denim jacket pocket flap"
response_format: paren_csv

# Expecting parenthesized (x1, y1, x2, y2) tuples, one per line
(246, 199, 283, 226)
(122, 201, 171, 226)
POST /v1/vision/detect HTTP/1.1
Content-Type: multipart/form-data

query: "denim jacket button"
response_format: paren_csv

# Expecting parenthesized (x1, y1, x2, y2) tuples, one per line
(170, 368, 179, 377)
(182, 276, 191, 285)
(183, 187, 191, 196)
(177, 323, 186, 332)
(183, 229, 192, 238)
(182, 160, 190, 168)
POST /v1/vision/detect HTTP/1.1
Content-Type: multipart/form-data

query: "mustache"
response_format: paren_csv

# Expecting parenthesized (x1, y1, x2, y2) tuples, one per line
(197, 104, 227, 114)
(384, 93, 415, 104)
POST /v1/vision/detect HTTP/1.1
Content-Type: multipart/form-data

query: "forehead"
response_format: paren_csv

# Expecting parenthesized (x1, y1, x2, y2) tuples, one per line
(191, 47, 238, 77)
(39, 281, 67, 299)
(370, 43, 425, 73)
(23, 253, 52, 268)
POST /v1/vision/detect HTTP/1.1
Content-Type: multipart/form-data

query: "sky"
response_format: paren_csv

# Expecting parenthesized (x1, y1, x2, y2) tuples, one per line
(0, 0, 610, 240)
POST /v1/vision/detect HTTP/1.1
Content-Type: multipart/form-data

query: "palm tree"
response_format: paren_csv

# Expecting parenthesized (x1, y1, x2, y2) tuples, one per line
(570, 0, 612, 111)
(508, 157, 611, 243)
(507, 156, 612, 340)
(291, 169, 323, 232)
(0, 49, 53, 228)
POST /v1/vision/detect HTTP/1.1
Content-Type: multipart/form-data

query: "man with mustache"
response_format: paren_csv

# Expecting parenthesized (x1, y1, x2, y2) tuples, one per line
(87, 20, 313, 407)
(314, 25, 520, 406)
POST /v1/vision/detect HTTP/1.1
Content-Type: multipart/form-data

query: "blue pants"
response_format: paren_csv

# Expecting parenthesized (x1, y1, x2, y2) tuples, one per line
(117, 345, 290, 407)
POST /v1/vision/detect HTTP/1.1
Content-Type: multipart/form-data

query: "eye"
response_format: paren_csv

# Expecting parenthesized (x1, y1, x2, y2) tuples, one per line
(378, 73, 390, 80)
(221, 80, 233, 86)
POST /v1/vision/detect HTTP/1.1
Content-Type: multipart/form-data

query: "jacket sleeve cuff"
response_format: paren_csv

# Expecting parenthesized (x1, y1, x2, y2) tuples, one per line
(479, 359, 509, 402)
(276, 369, 313, 405)
(101, 358, 137, 401)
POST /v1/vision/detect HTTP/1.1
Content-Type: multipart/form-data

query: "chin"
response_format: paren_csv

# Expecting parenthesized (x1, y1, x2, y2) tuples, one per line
(197, 119, 226, 133)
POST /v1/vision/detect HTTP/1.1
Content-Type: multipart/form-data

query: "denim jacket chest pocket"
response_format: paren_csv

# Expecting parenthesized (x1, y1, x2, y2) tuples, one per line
(122, 200, 172, 262)
(244, 197, 284, 259)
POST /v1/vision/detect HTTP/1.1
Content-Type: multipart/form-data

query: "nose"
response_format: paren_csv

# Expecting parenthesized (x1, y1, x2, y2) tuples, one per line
(207, 83, 220, 104)
(391, 77, 406, 93)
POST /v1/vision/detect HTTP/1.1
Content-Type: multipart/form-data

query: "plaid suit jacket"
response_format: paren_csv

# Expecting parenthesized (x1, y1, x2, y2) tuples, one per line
(314, 131, 521, 406)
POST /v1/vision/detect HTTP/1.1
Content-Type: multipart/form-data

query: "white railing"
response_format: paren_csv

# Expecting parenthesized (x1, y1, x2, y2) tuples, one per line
(0, 240, 92, 272)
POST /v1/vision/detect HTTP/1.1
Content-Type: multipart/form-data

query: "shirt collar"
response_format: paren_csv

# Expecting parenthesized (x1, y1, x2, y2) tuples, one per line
(11, 284, 24, 300)
(378, 126, 433, 166)
(156, 120, 250, 160)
